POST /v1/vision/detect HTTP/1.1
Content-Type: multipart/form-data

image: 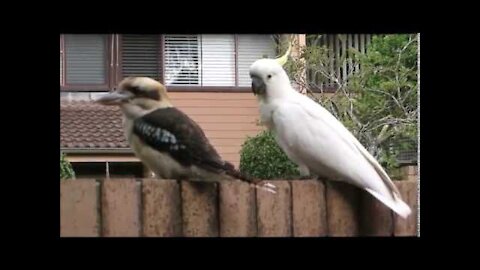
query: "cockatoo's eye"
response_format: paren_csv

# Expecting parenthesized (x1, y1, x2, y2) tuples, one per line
(267, 74, 272, 79)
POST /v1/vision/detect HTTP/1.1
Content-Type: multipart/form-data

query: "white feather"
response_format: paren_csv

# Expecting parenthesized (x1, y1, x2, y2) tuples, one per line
(250, 59, 411, 219)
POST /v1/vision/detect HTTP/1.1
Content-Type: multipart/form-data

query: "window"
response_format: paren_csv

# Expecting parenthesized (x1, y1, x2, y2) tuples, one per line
(61, 34, 111, 90)
(164, 35, 200, 85)
(121, 34, 162, 81)
(60, 34, 277, 91)
(237, 35, 277, 87)
(200, 34, 236, 86)
(163, 34, 240, 87)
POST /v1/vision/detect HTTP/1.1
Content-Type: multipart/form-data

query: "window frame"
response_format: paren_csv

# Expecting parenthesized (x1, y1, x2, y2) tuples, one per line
(60, 34, 114, 92)
(60, 34, 275, 92)
(60, 35, 64, 86)
(161, 34, 254, 92)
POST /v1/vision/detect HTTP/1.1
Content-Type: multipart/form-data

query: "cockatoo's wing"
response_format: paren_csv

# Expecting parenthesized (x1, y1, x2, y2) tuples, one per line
(271, 92, 411, 218)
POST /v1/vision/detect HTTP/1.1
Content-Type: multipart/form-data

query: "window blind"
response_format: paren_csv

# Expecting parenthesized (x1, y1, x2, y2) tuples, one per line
(237, 35, 276, 87)
(164, 35, 200, 85)
(64, 34, 107, 85)
(122, 34, 161, 81)
(201, 34, 235, 86)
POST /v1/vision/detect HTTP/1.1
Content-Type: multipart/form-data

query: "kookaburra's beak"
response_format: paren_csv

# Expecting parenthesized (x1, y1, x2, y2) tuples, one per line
(94, 90, 134, 105)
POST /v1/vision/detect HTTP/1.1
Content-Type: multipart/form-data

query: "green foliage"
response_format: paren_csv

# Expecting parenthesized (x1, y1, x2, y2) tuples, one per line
(289, 34, 418, 175)
(239, 34, 418, 179)
(348, 35, 418, 171)
(239, 130, 300, 180)
(60, 152, 75, 180)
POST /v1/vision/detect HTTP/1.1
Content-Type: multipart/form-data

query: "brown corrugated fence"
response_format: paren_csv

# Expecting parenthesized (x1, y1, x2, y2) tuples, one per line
(60, 170, 418, 237)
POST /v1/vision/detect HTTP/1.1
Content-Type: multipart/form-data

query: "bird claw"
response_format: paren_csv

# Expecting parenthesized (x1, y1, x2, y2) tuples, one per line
(255, 181, 277, 194)
(263, 182, 277, 189)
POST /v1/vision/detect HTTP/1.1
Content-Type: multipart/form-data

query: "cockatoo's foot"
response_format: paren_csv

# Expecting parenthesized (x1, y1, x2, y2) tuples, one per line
(253, 181, 277, 194)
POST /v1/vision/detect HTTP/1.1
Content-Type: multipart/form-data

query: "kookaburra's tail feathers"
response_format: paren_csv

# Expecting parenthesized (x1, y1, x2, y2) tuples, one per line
(222, 161, 259, 183)
(222, 161, 276, 193)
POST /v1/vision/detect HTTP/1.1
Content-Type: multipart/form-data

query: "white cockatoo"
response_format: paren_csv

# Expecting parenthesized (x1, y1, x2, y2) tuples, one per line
(249, 43, 411, 218)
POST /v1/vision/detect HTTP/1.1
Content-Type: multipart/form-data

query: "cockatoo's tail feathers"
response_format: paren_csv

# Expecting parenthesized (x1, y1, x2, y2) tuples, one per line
(365, 188, 412, 219)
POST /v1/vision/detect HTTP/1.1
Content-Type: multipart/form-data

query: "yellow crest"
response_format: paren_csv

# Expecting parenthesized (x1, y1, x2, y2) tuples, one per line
(275, 41, 292, 66)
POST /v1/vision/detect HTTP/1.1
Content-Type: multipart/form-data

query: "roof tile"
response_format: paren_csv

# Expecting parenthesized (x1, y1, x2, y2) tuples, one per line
(60, 100, 130, 149)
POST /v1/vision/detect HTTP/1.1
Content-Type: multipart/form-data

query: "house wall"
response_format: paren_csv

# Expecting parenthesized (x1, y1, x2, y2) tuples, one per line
(62, 91, 263, 168)
(169, 92, 264, 168)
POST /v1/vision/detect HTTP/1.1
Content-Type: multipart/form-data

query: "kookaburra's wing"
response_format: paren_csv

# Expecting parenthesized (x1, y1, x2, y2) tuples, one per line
(133, 107, 237, 176)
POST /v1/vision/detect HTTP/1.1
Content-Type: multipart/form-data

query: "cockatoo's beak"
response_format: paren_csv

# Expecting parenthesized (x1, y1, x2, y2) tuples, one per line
(251, 76, 266, 96)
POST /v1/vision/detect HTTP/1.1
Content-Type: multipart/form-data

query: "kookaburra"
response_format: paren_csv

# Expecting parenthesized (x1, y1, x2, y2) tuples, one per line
(95, 77, 275, 193)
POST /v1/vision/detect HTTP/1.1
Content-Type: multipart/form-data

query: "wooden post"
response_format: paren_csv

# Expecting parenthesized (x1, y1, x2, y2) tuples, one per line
(60, 179, 99, 237)
(256, 180, 292, 237)
(142, 179, 182, 237)
(393, 180, 418, 236)
(181, 182, 219, 237)
(360, 191, 393, 236)
(219, 181, 257, 237)
(326, 181, 361, 236)
(291, 180, 327, 236)
(101, 179, 141, 237)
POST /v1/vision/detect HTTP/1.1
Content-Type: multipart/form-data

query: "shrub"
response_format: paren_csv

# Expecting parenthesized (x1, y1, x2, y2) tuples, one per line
(239, 130, 300, 180)
(60, 152, 75, 180)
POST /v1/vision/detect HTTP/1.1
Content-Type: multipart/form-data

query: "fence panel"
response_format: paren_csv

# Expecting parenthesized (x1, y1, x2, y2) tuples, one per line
(291, 180, 327, 236)
(142, 179, 182, 237)
(256, 180, 292, 237)
(181, 182, 219, 237)
(102, 179, 140, 237)
(60, 175, 418, 237)
(219, 181, 257, 237)
(60, 179, 99, 237)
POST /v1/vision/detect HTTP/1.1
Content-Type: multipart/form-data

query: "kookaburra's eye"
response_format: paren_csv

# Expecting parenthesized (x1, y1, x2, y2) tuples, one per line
(267, 74, 272, 79)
